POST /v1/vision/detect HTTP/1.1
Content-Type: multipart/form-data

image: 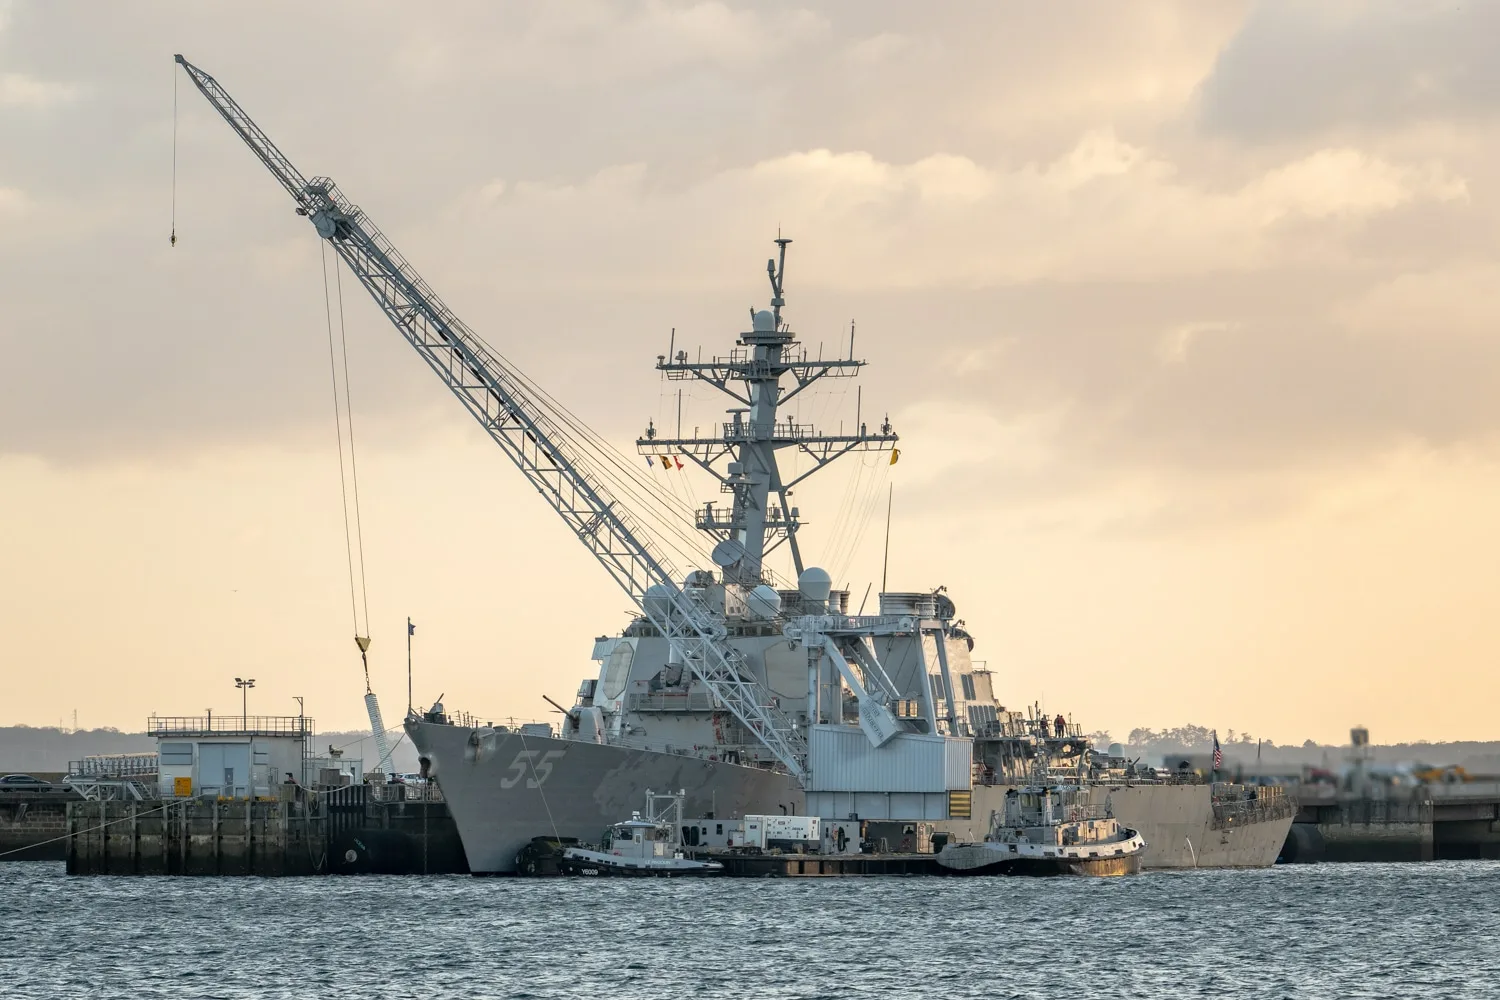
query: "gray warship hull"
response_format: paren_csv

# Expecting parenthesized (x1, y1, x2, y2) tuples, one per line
(409, 719, 801, 874)
(945, 784, 1293, 869)
(1109, 784, 1294, 868)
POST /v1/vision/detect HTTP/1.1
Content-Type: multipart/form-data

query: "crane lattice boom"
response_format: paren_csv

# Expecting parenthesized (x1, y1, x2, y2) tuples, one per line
(174, 54, 808, 779)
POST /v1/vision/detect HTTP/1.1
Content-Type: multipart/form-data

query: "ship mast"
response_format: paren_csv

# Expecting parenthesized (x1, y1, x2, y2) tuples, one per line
(638, 240, 897, 585)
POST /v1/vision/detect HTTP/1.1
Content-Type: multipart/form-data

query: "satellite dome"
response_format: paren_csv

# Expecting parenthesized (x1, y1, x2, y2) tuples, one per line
(744, 584, 782, 621)
(643, 583, 677, 618)
(752, 309, 776, 333)
(711, 539, 747, 568)
(798, 566, 832, 603)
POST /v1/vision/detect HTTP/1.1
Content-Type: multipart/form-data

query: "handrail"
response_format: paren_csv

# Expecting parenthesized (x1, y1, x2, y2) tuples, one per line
(148, 715, 315, 736)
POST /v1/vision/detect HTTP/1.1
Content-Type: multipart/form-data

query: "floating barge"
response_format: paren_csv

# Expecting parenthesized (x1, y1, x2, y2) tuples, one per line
(701, 852, 943, 877)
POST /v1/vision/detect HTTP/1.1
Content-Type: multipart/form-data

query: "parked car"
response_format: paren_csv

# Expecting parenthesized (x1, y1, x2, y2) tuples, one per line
(0, 774, 52, 790)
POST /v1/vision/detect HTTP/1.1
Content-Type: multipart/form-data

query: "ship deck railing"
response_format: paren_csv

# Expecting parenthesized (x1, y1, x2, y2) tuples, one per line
(1210, 795, 1298, 830)
(423, 711, 782, 767)
(359, 782, 445, 804)
(600, 732, 782, 765)
(973, 721, 1087, 741)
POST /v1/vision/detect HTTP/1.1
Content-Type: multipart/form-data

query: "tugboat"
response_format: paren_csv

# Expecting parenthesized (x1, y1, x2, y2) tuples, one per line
(558, 790, 724, 877)
(938, 783, 1146, 876)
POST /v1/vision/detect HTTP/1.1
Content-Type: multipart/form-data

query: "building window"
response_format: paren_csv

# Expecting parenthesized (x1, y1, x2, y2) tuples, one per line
(960, 674, 976, 700)
(159, 742, 194, 766)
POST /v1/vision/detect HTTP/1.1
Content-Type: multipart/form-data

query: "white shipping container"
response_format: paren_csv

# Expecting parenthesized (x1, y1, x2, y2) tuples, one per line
(680, 817, 736, 850)
(739, 816, 767, 849)
(763, 815, 821, 843)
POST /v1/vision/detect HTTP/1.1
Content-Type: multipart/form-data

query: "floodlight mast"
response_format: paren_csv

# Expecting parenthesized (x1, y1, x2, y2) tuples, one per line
(173, 54, 808, 778)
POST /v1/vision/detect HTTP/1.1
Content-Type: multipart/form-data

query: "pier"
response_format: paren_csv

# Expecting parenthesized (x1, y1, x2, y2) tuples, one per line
(63, 785, 467, 876)
(1284, 782, 1500, 862)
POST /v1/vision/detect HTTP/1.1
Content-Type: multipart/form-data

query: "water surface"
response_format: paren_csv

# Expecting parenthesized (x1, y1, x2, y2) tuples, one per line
(1, 861, 1495, 998)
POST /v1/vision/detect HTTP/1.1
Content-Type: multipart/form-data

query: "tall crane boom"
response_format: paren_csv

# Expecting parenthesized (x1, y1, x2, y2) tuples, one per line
(174, 55, 808, 778)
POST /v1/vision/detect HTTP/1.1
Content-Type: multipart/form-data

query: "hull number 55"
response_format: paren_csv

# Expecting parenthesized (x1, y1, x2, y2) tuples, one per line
(499, 749, 566, 789)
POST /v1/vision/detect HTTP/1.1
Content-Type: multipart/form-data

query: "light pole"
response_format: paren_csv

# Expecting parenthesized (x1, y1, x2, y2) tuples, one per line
(235, 677, 255, 727)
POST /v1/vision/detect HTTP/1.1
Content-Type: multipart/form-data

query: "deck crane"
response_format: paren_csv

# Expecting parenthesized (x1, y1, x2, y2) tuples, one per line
(173, 55, 810, 779)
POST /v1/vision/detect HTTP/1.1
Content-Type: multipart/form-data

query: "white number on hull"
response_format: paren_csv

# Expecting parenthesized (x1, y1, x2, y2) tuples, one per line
(499, 749, 567, 789)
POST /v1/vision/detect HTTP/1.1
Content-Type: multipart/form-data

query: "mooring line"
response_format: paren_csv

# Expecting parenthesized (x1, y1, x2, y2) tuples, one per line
(0, 799, 177, 860)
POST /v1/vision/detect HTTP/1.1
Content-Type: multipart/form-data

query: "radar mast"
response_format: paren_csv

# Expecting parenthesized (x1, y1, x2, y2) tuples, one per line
(638, 240, 897, 586)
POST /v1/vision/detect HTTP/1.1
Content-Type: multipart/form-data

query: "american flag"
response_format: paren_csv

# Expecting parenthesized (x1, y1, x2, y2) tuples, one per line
(1212, 731, 1223, 771)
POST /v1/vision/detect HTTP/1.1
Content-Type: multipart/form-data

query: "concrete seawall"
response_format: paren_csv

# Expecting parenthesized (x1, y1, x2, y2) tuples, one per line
(1, 799, 70, 861)
(1290, 785, 1500, 862)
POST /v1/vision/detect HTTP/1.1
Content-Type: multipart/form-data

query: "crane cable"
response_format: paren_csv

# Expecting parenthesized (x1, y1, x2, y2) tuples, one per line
(320, 241, 372, 681)
(333, 253, 372, 635)
(169, 67, 177, 247)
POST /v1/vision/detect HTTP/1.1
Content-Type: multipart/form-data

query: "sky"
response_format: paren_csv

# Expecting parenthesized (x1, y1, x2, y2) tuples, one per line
(2, 1, 1499, 744)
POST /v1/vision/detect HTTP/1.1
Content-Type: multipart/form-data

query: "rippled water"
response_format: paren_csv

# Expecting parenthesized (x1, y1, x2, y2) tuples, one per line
(1, 861, 1497, 998)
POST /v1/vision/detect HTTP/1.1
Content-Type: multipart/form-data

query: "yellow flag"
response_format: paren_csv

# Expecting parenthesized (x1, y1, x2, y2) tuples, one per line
(660, 455, 671, 470)
(889, 448, 900, 466)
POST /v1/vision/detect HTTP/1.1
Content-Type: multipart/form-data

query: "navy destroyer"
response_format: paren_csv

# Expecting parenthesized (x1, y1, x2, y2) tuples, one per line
(175, 55, 1294, 875)
(399, 257, 1292, 872)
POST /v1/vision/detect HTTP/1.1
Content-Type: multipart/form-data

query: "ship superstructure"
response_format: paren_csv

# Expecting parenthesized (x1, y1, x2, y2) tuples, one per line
(561, 244, 1003, 819)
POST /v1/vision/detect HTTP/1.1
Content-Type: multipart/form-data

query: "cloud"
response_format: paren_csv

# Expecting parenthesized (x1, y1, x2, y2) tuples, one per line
(393, 1, 830, 89)
(1197, 2, 1500, 138)
(0, 0, 1492, 504)
(1157, 321, 1236, 365)
(1336, 265, 1500, 340)
(466, 133, 1468, 291)
(891, 399, 1069, 490)
(1248, 149, 1466, 222)
(0, 72, 80, 108)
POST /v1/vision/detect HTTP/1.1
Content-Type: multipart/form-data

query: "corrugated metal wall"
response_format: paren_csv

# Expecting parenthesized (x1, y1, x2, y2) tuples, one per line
(805, 725, 972, 793)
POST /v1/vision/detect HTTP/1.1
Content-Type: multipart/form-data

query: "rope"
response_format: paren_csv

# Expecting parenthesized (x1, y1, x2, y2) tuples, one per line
(0, 798, 177, 860)
(169, 65, 177, 247)
(320, 242, 362, 637)
(332, 261, 371, 633)
(327, 724, 404, 755)
(374, 730, 407, 776)
(463, 329, 713, 569)
(834, 457, 890, 583)
(515, 729, 561, 844)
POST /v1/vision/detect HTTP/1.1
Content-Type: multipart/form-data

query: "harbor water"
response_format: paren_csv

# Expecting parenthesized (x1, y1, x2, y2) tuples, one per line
(1, 861, 1496, 998)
